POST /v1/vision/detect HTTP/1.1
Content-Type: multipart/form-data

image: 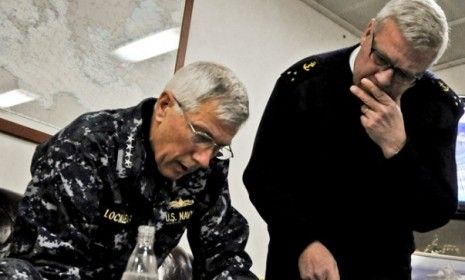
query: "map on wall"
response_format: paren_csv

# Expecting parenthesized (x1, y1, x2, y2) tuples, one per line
(0, 0, 184, 131)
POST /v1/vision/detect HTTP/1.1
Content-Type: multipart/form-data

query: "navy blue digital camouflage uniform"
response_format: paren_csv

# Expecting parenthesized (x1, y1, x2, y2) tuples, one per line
(1, 98, 257, 280)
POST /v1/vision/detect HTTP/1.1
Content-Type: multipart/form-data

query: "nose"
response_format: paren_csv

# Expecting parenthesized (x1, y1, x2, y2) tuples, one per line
(374, 67, 394, 87)
(191, 147, 214, 168)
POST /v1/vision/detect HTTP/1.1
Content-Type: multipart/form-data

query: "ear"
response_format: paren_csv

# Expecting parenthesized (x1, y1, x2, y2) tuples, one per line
(154, 91, 175, 122)
(361, 18, 375, 45)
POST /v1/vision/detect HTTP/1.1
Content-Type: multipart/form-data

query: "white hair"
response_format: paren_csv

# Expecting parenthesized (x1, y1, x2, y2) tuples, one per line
(164, 61, 249, 128)
(375, 0, 449, 64)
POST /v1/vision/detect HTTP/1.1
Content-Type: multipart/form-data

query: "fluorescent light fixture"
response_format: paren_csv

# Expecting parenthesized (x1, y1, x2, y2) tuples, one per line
(0, 89, 38, 108)
(113, 27, 180, 62)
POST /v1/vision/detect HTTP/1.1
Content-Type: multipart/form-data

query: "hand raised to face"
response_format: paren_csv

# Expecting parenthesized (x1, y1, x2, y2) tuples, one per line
(350, 78, 407, 158)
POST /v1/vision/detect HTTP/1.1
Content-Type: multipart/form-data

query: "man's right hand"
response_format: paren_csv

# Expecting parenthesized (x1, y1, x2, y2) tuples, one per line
(298, 241, 340, 280)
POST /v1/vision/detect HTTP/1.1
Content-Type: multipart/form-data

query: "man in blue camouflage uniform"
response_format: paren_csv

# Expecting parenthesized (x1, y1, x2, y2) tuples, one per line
(243, 0, 464, 279)
(0, 62, 258, 280)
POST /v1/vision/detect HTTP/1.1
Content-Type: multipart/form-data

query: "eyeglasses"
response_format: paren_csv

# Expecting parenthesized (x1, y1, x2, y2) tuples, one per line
(369, 31, 423, 85)
(173, 97, 234, 161)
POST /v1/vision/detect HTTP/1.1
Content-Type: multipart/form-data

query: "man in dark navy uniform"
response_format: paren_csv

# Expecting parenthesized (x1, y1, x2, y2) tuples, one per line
(0, 62, 258, 280)
(243, 0, 464, 279)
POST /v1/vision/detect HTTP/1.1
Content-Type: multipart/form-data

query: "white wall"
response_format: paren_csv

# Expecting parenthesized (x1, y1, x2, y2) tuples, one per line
(0, 132, 36, 194)
(185, 0, 358, 277)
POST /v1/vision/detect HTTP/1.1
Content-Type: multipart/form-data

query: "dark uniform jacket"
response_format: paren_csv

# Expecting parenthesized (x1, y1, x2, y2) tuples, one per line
(8, 98, 257, 280)
(243, 45, 464, 279)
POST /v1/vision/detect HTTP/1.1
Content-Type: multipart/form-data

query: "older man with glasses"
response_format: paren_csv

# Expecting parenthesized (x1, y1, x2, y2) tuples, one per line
(1, 61, 258, 280)
(243, 0, 463, 279)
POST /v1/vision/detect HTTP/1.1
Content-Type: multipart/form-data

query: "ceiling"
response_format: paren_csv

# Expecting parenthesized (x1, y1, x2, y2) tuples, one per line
(301, 0, 465, 71)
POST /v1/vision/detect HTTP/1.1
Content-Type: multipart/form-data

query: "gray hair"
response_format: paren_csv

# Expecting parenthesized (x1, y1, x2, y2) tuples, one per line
(164, 61, 249, 129)
(375, 0, 449, 64)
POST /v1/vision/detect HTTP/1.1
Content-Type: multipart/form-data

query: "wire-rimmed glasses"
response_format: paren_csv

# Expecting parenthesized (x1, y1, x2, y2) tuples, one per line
(174, 98, 234, 160)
